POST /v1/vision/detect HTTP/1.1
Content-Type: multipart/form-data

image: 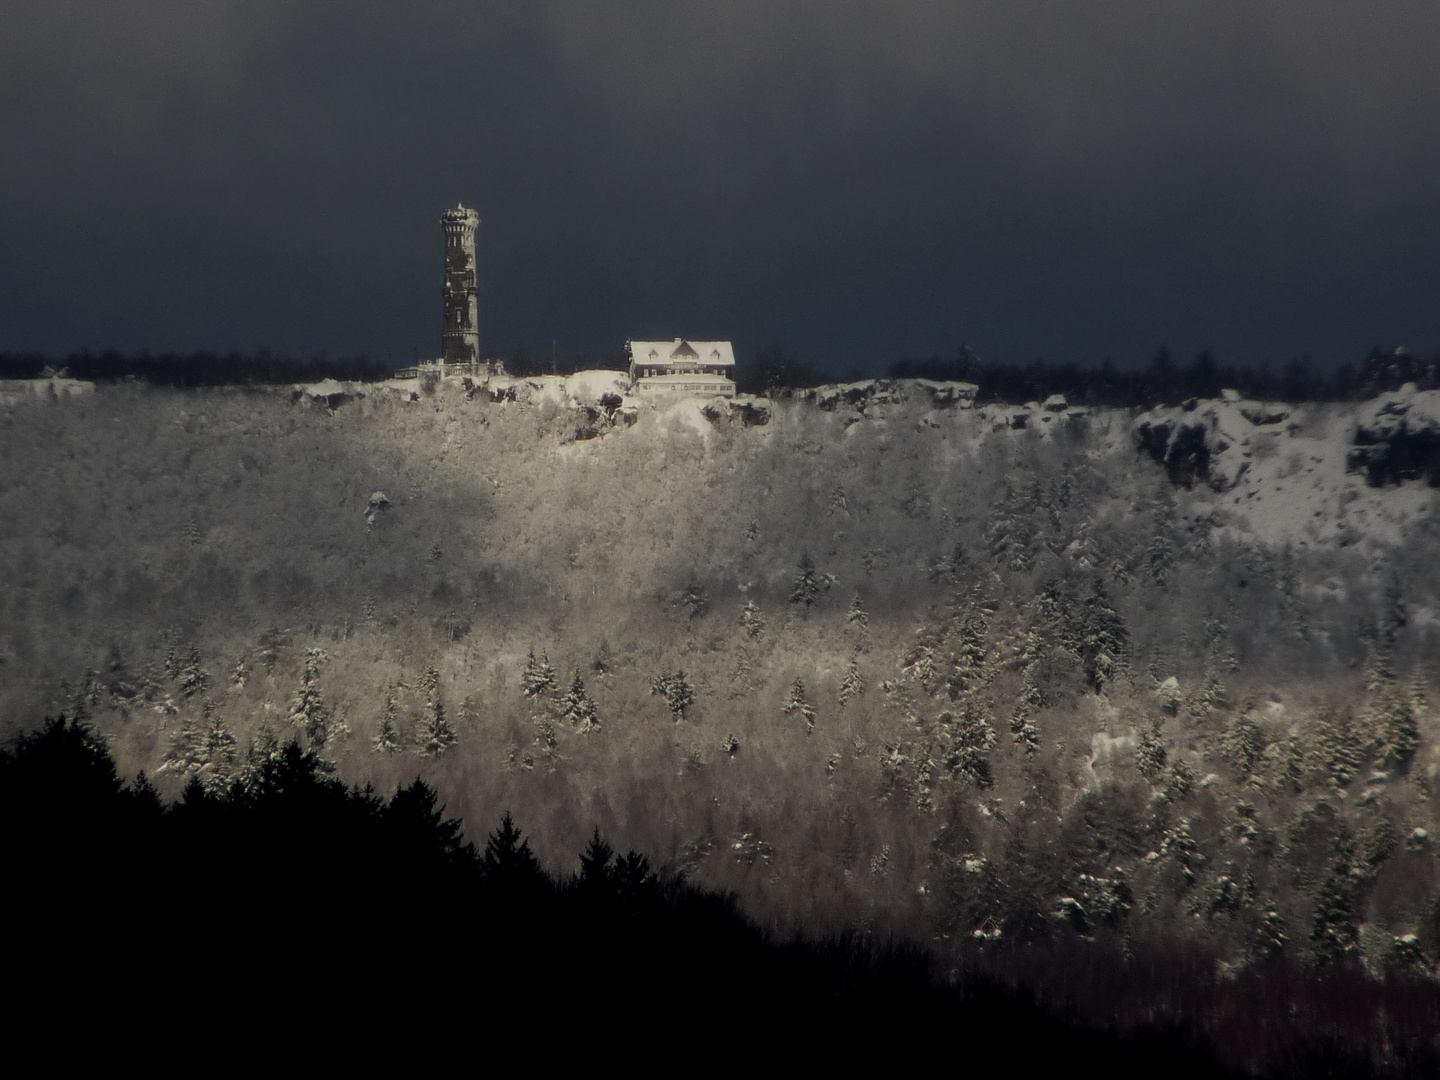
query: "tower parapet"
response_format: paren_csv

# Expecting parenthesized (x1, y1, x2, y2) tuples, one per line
(441, 204, 480, 365)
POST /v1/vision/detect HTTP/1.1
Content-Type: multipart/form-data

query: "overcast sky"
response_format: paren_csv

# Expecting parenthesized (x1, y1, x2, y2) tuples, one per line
(4, 1, 1440, 372)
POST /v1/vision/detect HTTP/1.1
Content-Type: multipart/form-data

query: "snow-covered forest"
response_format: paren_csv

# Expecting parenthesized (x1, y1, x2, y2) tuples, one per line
(2, 372, 1438, 984)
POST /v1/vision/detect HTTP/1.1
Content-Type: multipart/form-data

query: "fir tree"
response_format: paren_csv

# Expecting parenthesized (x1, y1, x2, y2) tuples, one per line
(1254, 906, 1288, 962)
(1150, 818, 1204, 886)
(739, 600, 766, 639)
(229, 654, 249, 690)
(650, 669, 695, 721)
(482, 812, 544, 887)
(176, 643, 209, 699)
(1316, 706, 1364, 788)
(789, 552, 821, 607)
(678, 582, 708, 619)
(838, 655, 865, 707)
(416, 665, 456, 756)
(1380, 575, 1406, 651)
(1409, 670, 1429, 716)
(1378, 690, 1420, 767)
(846, 591, 869, 628)
(287, 648, 330, 748)
(1365, 642, 1397, 696)
(372, 690, 403, 753)
(560, 669, 600, 732)
(1220, 712, 1265, 781)
(578, 828, 615, 890)
(783, 677, 816, 731)
(1310, 858, 1358, 964)
(521, 649, 557, 698)
(1009, 676, 1042, 755)
(1146, 530, 1173, 587)
(1187, 674, 1227, 721)
(1163, 759, 1196, 802)
(1078, 581, 1127, 691)
(946, 607, 989, 699)
(195, 707, 237, 793)
(1136, 719, 1168, 783)
(372, 713, 403, 754)
(248, 724, 281, 770)
(1390, 934, 1431, 976)
(944, 699, 996, 787)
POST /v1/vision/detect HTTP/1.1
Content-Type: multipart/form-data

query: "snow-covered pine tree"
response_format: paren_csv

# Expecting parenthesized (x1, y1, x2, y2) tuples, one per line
(1410, 670, 1430, 718)
(248, 724, 281, 769)
(789, 552, 821, 607)
(1253, 905, 1288, 962)
(1378, 690, 1420, 767)
(838, 655, 865, 706)
(287, 647, 330, 747)
(946, 607, 989, 699)
(901, 627, 940, 691)
(650, 669, 695, 721)
(846, 591, 869, 629)
(521, 649, 557, 698)
(679, 582, 708, 619)
(1381, 575, 1406, 652)
(1163, 759, 1196, 802)
(1310, 856, 1359, 964)
(1151, 818, 1204, 886)
(1315, 706, 1364, 788)
(1136, 719, 1168, 782)
(417, 665, 456, 756)
(1078, 581, 1127, 691)
(229, 654, 248, 690)
(372, 689, 403, 753)
(1365, 643, 1397, 695)
(783, 677, 816, 731)
(560, 669, 600, 732)
(1220, 711, 1265, 781)
(1008, 654, 1043, 754)
(739, 600, 765, 639)
(1146, 530, 1173, 587)
(177, 643, 209, 699)
(1187, 674, 1227, 721)
(945, 699, 996, 787)
(195, 707, 237, 793)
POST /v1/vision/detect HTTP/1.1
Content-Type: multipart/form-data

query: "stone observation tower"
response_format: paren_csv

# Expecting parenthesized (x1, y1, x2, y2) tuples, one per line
(441, 204, 480, 365)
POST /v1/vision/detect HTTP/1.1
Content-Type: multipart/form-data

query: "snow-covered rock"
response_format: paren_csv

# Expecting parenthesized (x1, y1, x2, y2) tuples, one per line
(1348, 385, 1440, 486)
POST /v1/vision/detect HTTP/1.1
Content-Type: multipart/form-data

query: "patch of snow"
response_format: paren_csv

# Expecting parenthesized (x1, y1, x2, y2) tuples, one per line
(564, 369, 630, 405)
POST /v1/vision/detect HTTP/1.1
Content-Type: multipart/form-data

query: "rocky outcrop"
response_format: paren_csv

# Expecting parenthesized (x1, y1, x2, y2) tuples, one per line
(1135, 419, 1222, 489)
(1347, 386, 1440, 486)
(293, 379, 363, 411)
(1133, 394, 1292, 491)
(803, 378, 977, 414)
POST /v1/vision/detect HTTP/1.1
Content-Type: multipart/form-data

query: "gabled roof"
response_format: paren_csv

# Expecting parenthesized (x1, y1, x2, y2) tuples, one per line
(627, 339, 735, 369)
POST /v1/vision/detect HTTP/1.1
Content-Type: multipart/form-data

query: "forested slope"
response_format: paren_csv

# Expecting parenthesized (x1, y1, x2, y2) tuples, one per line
(1, 374, 1438, 996)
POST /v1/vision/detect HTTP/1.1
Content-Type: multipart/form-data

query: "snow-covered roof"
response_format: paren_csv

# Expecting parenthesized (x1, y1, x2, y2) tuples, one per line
(627, 339, 735, 369)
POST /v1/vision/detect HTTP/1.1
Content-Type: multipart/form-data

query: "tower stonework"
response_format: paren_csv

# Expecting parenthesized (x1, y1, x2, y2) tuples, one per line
(441, 205, 480, 365)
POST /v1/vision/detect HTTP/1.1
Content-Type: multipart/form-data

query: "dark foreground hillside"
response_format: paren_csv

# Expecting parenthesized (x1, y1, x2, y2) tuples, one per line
(5, 717, 1437, 1076)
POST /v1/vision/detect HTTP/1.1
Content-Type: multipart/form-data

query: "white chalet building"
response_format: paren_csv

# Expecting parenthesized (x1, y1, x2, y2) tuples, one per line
(627, 339, 736, 397)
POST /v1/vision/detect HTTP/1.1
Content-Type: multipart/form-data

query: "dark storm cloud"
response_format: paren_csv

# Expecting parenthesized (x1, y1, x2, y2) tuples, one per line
(4, 1, 1440, 369)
